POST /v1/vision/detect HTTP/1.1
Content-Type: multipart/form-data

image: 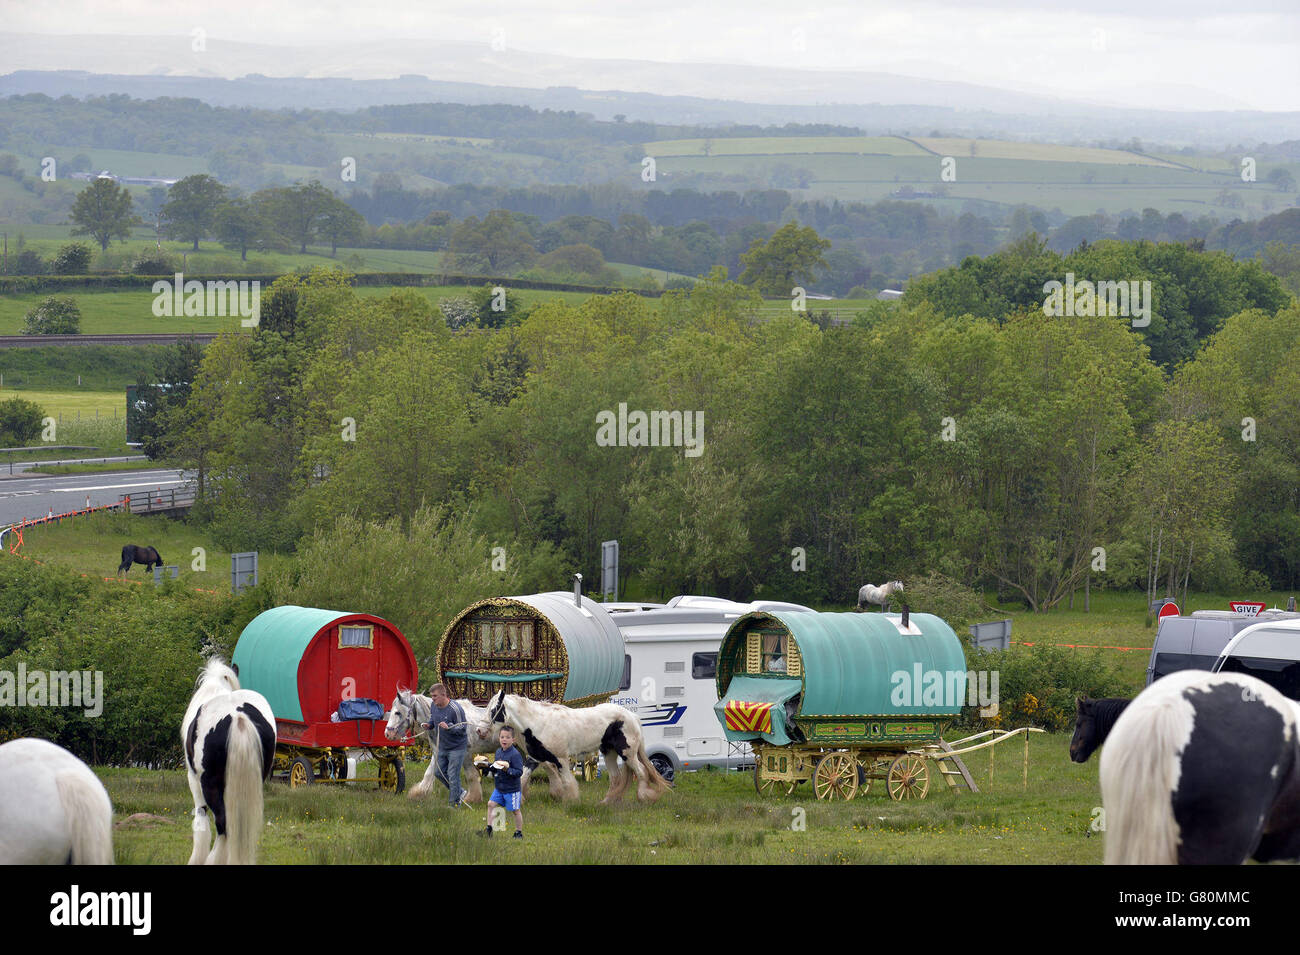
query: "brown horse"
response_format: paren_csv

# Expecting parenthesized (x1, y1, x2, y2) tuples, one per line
(119, 544, 163, 576)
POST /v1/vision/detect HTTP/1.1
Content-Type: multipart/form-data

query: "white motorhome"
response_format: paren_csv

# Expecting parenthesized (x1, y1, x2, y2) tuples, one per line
(1212, 618, 1300, 700)
(607, 595, 812, 781)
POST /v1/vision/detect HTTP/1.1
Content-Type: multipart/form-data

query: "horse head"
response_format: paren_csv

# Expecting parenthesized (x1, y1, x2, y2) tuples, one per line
(1070, 697, 1100, 763)
(385, 686, 417, 741)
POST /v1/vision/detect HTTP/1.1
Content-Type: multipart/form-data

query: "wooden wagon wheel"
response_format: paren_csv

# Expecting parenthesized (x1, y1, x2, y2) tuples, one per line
(886, 754, 930, 801)
(813, 752, 859, 801)
(289, 755, 314, 789)
(378, 757, 406, 794)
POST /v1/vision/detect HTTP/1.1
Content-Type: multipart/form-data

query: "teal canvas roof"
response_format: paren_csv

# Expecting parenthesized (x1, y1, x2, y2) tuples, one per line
(718, 610, 967, 718)
(233, 605, 352, 721)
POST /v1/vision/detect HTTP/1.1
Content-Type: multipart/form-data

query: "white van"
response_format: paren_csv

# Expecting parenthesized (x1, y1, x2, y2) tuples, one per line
(607, 595, 812, 781)
(1212, 618, 1300, 700)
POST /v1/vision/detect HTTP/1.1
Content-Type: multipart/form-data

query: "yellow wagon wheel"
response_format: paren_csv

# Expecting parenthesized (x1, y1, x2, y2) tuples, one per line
(813, 752, 859, 801)
(378, 758, 406, 794)
(887, 754, 930, 801)
(289, 755, 314, 789)
(583, 759, 598, 782)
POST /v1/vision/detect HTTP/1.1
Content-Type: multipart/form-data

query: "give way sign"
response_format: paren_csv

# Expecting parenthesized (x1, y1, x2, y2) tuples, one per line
(1230, 601, 1267, 616)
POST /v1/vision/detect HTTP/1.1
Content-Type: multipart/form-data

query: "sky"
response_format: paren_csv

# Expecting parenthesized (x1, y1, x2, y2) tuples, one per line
(2, 0, 1297, 112)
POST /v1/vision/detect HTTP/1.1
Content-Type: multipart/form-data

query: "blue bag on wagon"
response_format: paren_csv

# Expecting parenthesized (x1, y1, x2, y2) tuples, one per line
(336, 697, 385, 720)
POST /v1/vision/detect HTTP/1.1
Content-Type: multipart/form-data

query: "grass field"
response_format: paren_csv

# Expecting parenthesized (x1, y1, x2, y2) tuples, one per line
(645, 135, 929, 157)
(12, 509, 281, 591)
(103, 729, 1102, 865)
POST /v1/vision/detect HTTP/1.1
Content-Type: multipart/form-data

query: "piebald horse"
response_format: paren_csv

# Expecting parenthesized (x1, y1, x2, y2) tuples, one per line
(181, 658, 276, 865)
(384, 687, 533, 802)
(1101, 670, 1300, 864)
(857, 580, 904, 611)
(484, 689, 670, 804)
(0, 738, 113, 864)
(1069, 697, 1130, 763)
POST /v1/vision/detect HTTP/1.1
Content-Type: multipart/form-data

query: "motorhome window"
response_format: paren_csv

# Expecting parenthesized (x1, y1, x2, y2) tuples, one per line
(620, 654, 631, 691)
(692, 652, 717, 680)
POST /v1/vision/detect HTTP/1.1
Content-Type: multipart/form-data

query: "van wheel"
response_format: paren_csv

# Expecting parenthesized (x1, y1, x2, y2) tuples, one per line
(649, 754, 675, 783)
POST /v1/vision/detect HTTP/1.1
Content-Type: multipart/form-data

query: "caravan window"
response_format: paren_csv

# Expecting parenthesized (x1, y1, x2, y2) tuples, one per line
(620, 654, 631, 691)
(692, 652, 717, 680)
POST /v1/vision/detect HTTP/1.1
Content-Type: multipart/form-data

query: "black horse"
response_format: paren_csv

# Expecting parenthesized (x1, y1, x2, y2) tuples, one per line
(118, 544, 163, 576)
(1068, 696, 1130, 762)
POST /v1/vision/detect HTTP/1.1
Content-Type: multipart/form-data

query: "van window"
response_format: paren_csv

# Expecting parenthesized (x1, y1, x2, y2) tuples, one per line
(692, 652, 717, 680)
(620, 654, 631, 691)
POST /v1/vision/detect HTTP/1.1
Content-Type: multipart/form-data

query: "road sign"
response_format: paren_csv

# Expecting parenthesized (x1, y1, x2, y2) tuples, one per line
(1157, 601, 1180, 619)
(1229, 601, 1267, 617)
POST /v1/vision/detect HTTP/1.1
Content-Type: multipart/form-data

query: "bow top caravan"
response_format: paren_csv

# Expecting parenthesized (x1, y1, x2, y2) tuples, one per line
(232, 605, 417, 748)
(714, 609, 967, 747)
(436, 592, 624, 706)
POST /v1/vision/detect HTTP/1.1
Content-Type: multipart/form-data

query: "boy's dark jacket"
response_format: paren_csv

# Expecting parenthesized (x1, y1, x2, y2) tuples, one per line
(492, 745, 524, 793)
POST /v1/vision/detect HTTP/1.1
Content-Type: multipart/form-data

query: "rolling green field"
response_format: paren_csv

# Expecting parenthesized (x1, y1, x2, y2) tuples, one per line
(12, 509, 281, 591)
(645, 135, 929, 157)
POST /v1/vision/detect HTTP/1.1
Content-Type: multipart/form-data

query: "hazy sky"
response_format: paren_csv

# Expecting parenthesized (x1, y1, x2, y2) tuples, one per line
(3, 0, 1298, 111)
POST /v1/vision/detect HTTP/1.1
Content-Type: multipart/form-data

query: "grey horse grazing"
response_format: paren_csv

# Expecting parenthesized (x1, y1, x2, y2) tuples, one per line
(857, 580, 904, 611)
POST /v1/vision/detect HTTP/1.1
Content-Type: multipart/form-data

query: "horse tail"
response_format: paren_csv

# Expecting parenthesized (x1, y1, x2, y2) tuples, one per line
(223, 712, 267, 865)
(56, 770, 114, 865)
(1100, 689, 1186, 865)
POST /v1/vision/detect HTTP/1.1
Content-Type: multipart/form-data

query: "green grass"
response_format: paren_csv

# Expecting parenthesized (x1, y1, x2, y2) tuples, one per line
(102, 729, 1102, 865)
(12, 509, 283, 591)
(645, 135, 929, 157)
(26, 459, 152, 475)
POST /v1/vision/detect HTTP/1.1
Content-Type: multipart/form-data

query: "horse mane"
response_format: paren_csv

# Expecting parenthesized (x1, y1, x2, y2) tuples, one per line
(1085, 697, 1131, 740)
(197, 657, 239, 691)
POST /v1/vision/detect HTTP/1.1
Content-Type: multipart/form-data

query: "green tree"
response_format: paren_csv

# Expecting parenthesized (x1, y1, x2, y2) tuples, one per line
(50, 242, 92, 275)
(214, 197, 274, 261)
(22, 296, 81, 335)
(0, 396, 45, 445)
(738, 221, 831, 296)
(317, 196, 366, 256)
(449, 210, 537, 274)
(69, 178, 139, 252)
(256, 181, 334, 254)
(161, 174, 228, 251)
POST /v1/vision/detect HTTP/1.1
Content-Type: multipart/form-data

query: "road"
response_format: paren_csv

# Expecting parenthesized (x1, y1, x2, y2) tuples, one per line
(0, 468, 188, 527)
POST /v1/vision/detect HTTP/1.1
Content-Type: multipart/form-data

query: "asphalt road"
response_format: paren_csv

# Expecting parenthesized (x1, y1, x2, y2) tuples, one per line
(0, 468, 188, 527)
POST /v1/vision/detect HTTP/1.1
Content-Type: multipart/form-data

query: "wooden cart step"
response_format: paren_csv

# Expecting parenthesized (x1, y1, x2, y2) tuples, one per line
(933, 739, 979, 793)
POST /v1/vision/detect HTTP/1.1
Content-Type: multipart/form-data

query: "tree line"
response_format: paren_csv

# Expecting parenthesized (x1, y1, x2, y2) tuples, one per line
(138, 243, 1298, 625)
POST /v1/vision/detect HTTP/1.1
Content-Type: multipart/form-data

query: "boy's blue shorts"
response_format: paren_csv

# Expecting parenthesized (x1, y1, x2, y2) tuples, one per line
(489, 789, 521, 812)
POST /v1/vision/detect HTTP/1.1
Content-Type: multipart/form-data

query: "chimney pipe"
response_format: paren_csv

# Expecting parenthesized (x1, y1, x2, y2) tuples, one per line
(900, 603, 910, 629)
(573, 573, 583, 606)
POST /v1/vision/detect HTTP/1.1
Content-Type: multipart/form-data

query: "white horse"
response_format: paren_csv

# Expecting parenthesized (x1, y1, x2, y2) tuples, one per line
(857, 580, 904, 611)
(483, 689, 670, 804)
(0, 738, 113, 864)
(385, 687, 525, 803)
(181, 658, 276, 865)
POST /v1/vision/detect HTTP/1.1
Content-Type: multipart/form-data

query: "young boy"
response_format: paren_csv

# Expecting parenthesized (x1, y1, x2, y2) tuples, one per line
(481, 725, 525, 839)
